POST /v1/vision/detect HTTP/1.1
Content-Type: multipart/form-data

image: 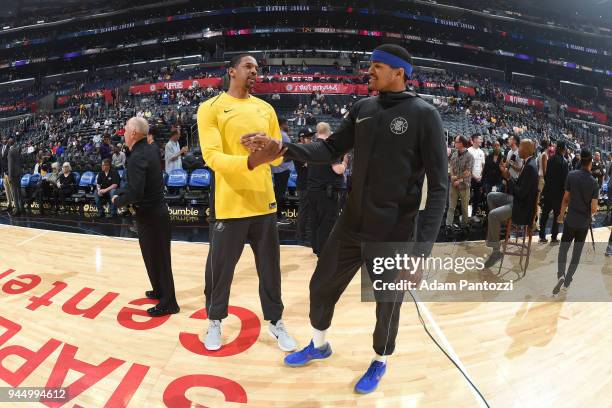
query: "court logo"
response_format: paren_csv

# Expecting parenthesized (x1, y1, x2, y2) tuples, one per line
(390, 117, 408, 135)
(285, 84, 293, 91)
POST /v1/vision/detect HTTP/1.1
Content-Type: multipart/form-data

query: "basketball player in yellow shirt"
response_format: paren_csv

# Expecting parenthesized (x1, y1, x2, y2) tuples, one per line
(197, 54, 297, 352)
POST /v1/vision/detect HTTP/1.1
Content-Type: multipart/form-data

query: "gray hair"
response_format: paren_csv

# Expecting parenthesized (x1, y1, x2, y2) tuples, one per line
(51, 162, 59, 169)
(62, 162, 71, 171)
(127, 117, 150, 136)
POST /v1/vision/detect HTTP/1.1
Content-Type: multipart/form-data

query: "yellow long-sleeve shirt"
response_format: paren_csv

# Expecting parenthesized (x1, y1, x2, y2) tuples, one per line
(197, 92, 283, 219)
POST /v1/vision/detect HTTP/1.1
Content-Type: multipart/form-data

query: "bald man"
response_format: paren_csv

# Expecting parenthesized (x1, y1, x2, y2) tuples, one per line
(484, 139, 539, 267)
(112, 117, 179, 316)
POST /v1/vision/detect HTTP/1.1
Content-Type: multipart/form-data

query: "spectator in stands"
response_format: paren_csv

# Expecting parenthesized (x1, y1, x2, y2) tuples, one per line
(539, 141, 568, 244)
(294, 128, 314, 246)
(7, 138, 23, 216)
(591, 151, 605, 190)
(307, 122, 346, 256)
(83, 140, 94, 154)
(165, 129, 187, 172)
(482, 139, 504, 198)
(553, 149, 599, 296)
(55, 162, 77, 212)
(271, 118, 294, 225)
(468, 134, 485, 217)
(446, 135, 474, 234)
(56, 143, 65, 157)
(484, 139, 538, 267)
(99, 135, 112, 161)
(505, 134, 523, 180)
(112, 146, 126, 170)
(36, 162, 60, 215)
(95, 159, 120, 218)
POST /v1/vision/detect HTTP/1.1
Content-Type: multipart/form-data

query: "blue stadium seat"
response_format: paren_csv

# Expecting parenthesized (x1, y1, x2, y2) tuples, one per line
(165, 169, 188, 205)
(184, 168, 211, 205)
(20, 174, 31, 188)
(288, 171, 297, 189)
(188, 168, 211, 188)
(79, 171, 96, 187)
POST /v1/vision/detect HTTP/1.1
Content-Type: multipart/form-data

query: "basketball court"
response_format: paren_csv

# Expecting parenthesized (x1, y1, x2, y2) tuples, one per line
(0, 222, 610, 407)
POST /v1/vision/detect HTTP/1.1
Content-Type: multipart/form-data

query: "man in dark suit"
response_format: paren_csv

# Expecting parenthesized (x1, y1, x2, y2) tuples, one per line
(112, 117, 179, 317)
(7, 138, 24, 216)
(0, 137, 11, 211)
(539, 141, 568, 244)
(485, 139, 538, 267)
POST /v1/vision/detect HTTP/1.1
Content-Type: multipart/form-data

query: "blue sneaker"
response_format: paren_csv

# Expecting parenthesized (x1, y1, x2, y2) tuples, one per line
(284, 340, 332, 367)
(354, 361, 387, 394)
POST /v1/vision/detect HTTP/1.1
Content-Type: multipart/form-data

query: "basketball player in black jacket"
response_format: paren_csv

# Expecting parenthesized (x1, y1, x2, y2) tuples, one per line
(243, 44, 447, 393)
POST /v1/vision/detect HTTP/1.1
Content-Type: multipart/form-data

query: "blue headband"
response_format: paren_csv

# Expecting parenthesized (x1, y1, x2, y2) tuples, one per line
(370, 49, 413, 78)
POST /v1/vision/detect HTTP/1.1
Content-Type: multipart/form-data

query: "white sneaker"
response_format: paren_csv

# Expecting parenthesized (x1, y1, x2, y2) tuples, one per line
(269, 320, 298, 352)
(204, 319, 222, 351)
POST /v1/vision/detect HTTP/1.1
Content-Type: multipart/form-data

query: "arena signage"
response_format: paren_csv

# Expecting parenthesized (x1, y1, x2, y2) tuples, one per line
(129, 78, 222, 95)
(252, 82, 370, 95)
(565, 106, 608, 124)
(503, 94, 545, 109)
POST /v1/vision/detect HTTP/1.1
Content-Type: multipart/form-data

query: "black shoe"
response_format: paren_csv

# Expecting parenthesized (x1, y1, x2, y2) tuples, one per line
(147, 305, 180, 317)
(550, 238, 560, 245)
(145, 290, 160, 299)
(539, 237, 548, 243)
(484, 250, 503, 268)
(552, 277, 565, 296)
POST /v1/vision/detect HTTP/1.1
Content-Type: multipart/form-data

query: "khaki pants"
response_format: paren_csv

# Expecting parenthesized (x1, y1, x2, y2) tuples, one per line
(446, 186, 470, 227)
(3, 174, 14, 208)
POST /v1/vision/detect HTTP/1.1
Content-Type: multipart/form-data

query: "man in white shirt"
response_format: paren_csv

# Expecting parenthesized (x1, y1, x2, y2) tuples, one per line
(164, 129, 187, 172)
(467, 134, 486, 217)
(505, 134, 523, 180)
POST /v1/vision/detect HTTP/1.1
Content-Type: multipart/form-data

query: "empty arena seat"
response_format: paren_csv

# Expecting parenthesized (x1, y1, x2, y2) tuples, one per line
(184, 168, 211, 205)
(165, 169, 188, 205)
(287, 171, 297, 189)
(20, 174, 31, 188)
(72, 171, 96, 203)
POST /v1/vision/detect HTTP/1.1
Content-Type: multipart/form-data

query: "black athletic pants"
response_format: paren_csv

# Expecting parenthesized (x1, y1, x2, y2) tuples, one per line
(273, 170, 290, 217)
(557, 223, 588, 286)
(136, 205, 178, 309)
(309, 190, 339, 256)
(297, 189, 311, 243)
(205, 213, 283, 321)
(309, 219, 404, 356)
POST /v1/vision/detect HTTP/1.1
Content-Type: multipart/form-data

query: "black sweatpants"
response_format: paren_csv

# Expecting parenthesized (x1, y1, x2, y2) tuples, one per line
(297, 189, 311, 243)
(309, 190, 339, 256)
(136, 205, 178, 309)
(273, 170, 290, 217)
(309, 220, 404, 356)
(205, 213, 283, 321)
(557, 223, 589, 286)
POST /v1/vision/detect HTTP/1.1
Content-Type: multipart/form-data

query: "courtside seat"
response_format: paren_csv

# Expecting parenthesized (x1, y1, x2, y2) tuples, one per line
(286, 170, 299, 203)
(71, 171, 96, 203)
(184, 168, 211, 206)
(165, 169, 188, 205)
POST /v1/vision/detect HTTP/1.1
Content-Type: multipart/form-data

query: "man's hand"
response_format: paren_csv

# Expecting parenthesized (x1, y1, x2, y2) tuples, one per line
(240, 133, 269, 152)
(557, 214, 564, 224)
(247, 137, 285, 170)
(453, 180, 461, 188)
